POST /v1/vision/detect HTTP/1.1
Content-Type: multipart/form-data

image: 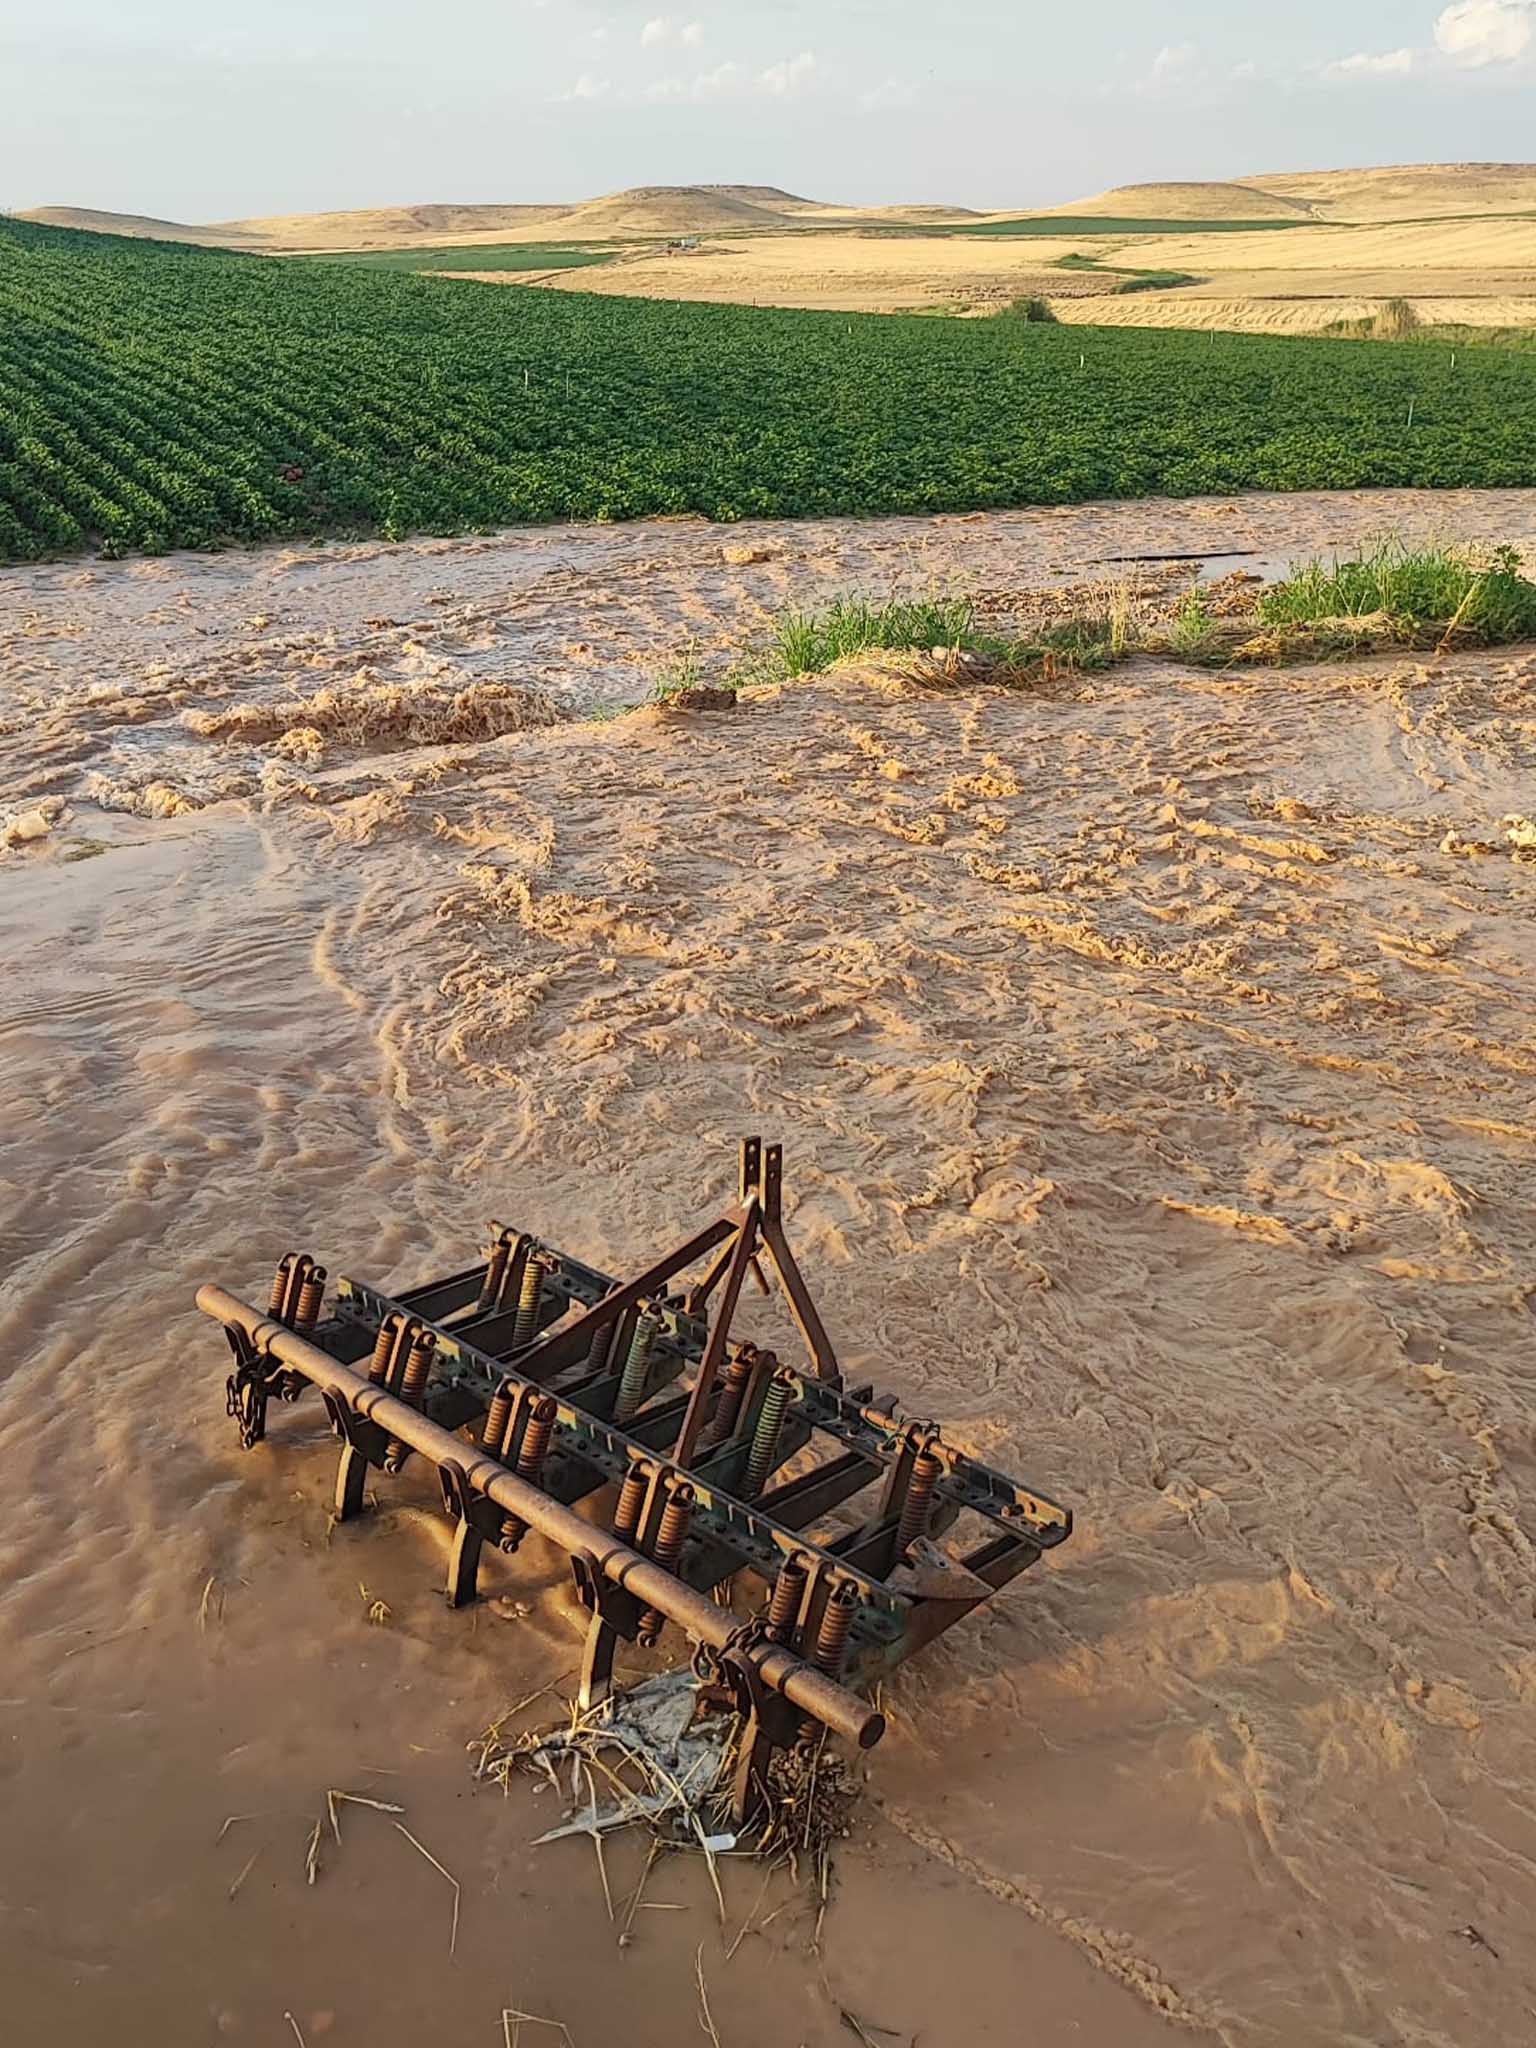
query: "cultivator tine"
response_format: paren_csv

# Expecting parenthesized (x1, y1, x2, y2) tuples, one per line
(198, 1138, 1072, 1800)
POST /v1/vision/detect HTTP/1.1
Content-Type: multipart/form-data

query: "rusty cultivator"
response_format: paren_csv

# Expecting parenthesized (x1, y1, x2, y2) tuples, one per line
(199, 1141, 1071, 1819)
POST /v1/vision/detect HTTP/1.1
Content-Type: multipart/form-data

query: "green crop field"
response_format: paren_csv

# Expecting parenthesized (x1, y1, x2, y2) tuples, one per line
(297, 242, 618, 273)
(2, 216, 1534, 563)
(957, 215, 1314, 237)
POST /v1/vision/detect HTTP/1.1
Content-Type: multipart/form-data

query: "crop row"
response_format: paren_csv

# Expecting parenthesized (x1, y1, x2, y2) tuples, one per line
(2, 217, 1534, 563)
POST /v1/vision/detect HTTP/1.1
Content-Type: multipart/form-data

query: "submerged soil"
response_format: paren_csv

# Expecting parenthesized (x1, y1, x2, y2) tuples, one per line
(3, 493, 1536, 2048)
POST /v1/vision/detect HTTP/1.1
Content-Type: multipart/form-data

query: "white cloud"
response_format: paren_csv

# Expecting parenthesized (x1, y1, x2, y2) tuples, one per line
(758, 49, 817, 95)
(1124, 42, 1205, 95)
(641, 17, 705, 50)
(557, 72, 611, 100)
(646, 59, 741, 102)
(1323, 46, 1417, 78)
(1435, 0, 1534, 65)
(1230, 58, 1259, 81)
(858, 76, 918, 112)
(1323, 1, 1534, 83)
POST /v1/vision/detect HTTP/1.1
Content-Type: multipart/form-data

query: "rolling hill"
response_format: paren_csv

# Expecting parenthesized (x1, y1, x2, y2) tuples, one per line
(18, 166, 1536, 263)
(1247, 162, 1536, 221)
(13, 185, 984, 251)
(1031, 180, 1311, 223)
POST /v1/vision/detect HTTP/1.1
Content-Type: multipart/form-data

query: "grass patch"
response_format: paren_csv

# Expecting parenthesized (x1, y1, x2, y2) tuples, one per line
(1257, 541, 1536, 646)
(1111, 269, 1200, 295)
(1324, 314, 1536, 352)
(297, 242, 618, 274)
(743, 544, 1536, 695)
(1053, 251, 1199, 294)
(1166, 589, 1221, 656)
(755, 594, 1121, 684)
(769, 596, 981, 675)
(1372, 297, 1420, 341)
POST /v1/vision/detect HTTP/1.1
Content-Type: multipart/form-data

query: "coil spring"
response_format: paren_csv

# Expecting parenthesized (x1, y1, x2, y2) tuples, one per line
(481, 1381, 515, 1455)
(743, 1375, 791, 1496)
(394, 1331, 434, 1403)
(294, 1267, 326, 1334)
(384, 1330, 436, 1468)
(765, 1556, 809, 1647)
(585, 1314, 614, 1372)
(698, 1351, 754, 1453)
(614, 1308, 660, 1423)
(267, 1257, 294, 1319)
(477, 1236, 512, 1312)
(611, 1464, 649, 1545)
(637, 1483, 695, 1646)
(813, 1581, 859, 1678)
(516, 1397, 557, 1482)
(897, 1448, 943, 1555)
(498, 1397, 557, 1552)
(367, 1315, 403, 1386)
(511, 1254, 546, 1348)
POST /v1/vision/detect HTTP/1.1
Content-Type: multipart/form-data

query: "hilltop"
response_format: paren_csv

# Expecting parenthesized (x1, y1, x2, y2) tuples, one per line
(1247, 161, 1536, 221)
(1032, 180, 1310, 223)
(16, 185, 977, 252)
(19, 165, 1536, 254)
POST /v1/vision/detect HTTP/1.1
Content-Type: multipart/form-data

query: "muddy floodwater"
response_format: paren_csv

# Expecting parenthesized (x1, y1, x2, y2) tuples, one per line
(3, 491, 1536, 2048)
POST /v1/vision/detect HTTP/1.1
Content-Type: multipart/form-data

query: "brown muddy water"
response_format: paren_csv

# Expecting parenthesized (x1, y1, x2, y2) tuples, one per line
(3, 492, 1536, 2048)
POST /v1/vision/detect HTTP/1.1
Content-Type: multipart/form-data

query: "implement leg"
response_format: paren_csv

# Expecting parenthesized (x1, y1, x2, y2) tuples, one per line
(570, 1554, 642, 1714)
(446, 1519, 484, 1610)
(578, 1609, 620, 1714)
(322, 1391, 378, 1522)
(334, 1444, 369, 1521)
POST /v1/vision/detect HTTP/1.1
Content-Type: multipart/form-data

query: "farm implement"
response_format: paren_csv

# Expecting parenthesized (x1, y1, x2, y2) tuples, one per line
(198, 1140, 1071, 1819)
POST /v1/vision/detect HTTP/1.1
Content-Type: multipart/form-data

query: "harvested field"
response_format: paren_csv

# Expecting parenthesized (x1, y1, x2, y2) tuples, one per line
(2, 495, 1536, 2044)
(531, 215, 1536, 325)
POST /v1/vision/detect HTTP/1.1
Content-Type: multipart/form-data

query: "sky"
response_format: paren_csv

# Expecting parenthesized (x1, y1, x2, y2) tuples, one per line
(2, 1, 1535, 219)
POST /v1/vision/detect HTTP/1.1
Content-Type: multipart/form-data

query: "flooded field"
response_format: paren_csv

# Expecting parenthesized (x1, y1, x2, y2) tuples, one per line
(3, 492, 1536, 2047)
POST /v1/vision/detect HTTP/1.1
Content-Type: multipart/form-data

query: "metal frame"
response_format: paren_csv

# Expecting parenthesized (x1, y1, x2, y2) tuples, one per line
(202, 1140, 1071, 1820)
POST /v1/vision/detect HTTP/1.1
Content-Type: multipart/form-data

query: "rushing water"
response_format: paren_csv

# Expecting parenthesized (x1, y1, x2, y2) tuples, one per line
(4, 492, 1536, 2046)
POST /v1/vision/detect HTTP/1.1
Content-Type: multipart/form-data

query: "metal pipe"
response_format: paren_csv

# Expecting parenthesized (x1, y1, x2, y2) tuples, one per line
(197, 1286, 883, 1750)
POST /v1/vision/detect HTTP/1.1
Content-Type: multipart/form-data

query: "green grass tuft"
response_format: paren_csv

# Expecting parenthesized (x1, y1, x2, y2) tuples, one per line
(770, 596, 980, 675)
(1259, 541, 1536, 643)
